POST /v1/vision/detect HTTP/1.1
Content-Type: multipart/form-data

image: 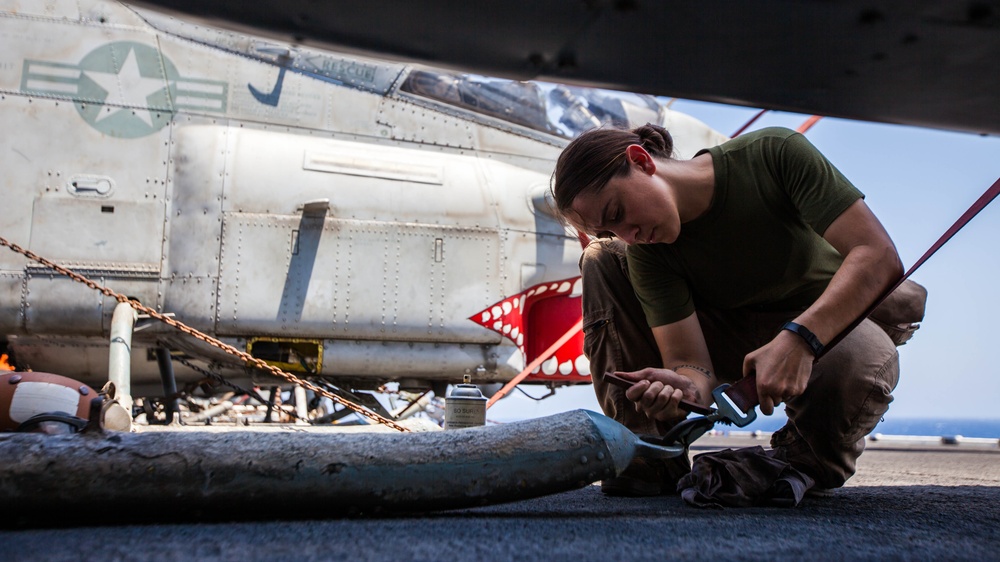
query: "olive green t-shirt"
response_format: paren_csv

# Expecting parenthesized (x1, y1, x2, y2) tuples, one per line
(627, 127, 863, 327)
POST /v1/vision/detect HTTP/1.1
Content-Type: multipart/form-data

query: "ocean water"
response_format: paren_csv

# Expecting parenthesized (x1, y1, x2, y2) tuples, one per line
(487, 386, 1000, 439)
(736, 415, 1000, 439)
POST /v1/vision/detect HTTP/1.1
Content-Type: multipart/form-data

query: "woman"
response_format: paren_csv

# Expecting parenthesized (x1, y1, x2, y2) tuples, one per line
(553, 124, 914, 498)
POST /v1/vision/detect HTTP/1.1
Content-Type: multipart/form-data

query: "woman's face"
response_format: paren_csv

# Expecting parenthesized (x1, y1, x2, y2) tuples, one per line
(568, 166, 680, 245)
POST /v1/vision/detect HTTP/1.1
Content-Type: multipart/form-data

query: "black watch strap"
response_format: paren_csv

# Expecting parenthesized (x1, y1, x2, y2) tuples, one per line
(781, 321, 825, 358)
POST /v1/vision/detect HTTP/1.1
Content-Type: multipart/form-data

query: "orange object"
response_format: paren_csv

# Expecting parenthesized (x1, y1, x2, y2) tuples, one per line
(797, 115, 823, 133)
(486, 319, 583, 409)
(0, 371, 96, 430)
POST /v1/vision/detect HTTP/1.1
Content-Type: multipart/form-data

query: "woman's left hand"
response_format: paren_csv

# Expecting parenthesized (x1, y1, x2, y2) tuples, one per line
(743, 331, 815, 415)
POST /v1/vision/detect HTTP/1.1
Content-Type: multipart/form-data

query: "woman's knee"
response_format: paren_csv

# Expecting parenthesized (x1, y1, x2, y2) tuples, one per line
(789, 320, 899, 443)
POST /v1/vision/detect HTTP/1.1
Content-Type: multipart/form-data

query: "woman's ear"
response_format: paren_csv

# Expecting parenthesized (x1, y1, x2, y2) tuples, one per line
(625, 144, 656, 175)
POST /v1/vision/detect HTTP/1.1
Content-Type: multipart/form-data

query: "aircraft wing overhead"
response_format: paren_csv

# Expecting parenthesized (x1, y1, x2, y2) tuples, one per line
(126, 0, 1000, 135)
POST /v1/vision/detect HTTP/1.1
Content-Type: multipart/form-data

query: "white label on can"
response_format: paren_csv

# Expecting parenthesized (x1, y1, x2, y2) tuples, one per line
(445, 399, 486, 429)
(9, 382, 81, 423)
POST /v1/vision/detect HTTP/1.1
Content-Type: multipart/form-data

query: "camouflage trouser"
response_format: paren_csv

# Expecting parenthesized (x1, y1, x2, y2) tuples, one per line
(580, 238, 902, 489)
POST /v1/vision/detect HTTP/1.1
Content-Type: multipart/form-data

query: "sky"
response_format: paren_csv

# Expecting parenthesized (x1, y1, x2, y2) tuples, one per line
(489, 98, 1000, 424)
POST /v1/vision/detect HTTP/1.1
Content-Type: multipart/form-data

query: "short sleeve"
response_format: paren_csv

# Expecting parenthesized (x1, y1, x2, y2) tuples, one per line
(775, 131, 864, 235)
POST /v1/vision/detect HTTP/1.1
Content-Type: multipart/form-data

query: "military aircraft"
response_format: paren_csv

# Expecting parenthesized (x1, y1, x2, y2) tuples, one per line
(125, 0, 1000, 136)
(0, 0, 728, 423)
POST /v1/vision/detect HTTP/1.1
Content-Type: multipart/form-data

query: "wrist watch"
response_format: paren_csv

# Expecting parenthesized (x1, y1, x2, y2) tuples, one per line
(781, 321, 824, 358)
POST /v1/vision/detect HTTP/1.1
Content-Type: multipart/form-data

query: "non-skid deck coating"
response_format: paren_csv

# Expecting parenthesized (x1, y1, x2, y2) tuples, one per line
(3, 433, 997, 561)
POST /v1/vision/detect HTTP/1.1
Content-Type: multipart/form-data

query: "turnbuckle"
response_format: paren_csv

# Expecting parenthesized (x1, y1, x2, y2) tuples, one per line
(650, 383, 759, 448)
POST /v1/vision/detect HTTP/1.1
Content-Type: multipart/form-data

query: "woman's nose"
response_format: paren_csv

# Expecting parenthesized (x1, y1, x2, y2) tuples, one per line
(620, 227, 639, 245)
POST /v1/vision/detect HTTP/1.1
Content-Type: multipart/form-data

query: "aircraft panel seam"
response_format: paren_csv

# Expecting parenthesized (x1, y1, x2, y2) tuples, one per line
(0, 11, 145, 32)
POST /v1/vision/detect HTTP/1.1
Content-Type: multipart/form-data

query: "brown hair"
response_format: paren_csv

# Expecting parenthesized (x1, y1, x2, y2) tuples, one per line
(552, 123, 675, 216)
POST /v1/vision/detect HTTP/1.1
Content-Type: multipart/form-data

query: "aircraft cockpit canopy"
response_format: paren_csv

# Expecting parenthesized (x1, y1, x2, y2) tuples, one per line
(400, 69, 664, 140)
(133, 6, 665, 141)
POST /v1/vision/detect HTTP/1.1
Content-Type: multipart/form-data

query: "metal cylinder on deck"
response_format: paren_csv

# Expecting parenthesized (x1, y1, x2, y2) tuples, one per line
(0, 409, 664, 522)
(445, 375, 486, 429)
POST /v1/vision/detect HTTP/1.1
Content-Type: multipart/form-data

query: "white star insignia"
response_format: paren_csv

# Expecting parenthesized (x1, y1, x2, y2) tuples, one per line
(84, 47, 167, 127)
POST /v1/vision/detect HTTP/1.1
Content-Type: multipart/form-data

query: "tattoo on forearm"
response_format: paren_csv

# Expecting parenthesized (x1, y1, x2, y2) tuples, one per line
(673, 364, 714, 380)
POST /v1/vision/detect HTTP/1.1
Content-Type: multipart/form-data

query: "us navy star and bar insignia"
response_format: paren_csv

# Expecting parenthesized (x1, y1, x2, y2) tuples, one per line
(20, 41, 228, 138)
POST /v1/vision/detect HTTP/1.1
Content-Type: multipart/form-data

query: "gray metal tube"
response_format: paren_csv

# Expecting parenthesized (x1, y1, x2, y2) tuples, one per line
(294, 385, 308, 424)
(0, 410, 683, 522)
(108, 302, 137, 415)
(184, 400, 234, 424)
(392, 390, 433, 420)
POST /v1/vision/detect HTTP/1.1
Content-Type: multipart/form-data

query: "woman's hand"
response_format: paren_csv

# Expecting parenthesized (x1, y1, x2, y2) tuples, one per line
(743, 331, 815, 415)
(615, 367, 702, 422)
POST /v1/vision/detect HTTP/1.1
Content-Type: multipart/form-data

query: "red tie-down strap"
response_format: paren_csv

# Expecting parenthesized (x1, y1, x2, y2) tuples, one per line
(716, 375, 759, 415)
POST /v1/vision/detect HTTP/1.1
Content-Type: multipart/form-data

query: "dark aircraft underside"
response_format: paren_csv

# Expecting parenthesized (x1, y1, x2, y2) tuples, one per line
(128, 0, 1000, 135)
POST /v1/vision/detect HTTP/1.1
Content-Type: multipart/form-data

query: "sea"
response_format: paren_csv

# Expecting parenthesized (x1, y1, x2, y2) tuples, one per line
(737, 415, 1000, 439)
(487, 387, 1000, 439)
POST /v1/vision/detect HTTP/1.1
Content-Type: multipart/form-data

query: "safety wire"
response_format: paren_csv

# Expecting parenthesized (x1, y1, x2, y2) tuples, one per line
(0, 235, 409, 432)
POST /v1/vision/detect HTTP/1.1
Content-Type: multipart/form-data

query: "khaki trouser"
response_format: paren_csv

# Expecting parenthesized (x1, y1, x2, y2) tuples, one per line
(581, 238, 910, 489)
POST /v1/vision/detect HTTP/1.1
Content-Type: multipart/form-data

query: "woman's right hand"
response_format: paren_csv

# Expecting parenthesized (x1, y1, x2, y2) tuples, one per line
(615, 368, 701, 422)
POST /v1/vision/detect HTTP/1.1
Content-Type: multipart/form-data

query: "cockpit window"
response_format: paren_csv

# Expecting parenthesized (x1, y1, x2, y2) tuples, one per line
(400, 69, 664, 139)
(402, 70, 551, 133)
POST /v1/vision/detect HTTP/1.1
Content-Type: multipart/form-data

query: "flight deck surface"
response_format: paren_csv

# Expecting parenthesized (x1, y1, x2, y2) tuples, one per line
(4, 433, 997, 561)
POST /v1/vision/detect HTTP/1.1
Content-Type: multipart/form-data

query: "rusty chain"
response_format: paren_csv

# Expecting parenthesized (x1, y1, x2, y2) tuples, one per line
(0, 235, 409, 432)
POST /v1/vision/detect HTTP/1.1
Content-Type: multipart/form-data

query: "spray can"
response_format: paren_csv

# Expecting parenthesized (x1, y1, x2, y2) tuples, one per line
(444, 375, 486, 429)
